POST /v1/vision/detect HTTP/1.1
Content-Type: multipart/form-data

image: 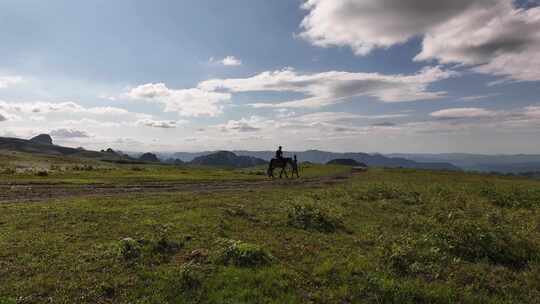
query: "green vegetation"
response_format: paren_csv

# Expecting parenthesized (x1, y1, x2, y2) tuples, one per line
(0, 151, 349, 184)
(1, 167, 540, 303)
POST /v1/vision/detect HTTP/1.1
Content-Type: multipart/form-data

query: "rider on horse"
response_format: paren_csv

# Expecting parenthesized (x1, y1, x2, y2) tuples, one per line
(276, 146, 284, 160)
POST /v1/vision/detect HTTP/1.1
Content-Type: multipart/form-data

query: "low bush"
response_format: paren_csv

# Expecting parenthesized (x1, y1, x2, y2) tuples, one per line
(481, 185, 540, 208)
(362, 183, 422, 204)
(118, 237, 142, 261)
(288, 203, 343, 233)
(0, 168, 16, 175)
(382, 233, 450, 280)
(382, 217, 539, 280)
(117, 235, 182, 263)
(35, 170, 49, 177)
(215, 240, 274, 267)
(441, 220, 538, 268)
(0, 297, 17, 304)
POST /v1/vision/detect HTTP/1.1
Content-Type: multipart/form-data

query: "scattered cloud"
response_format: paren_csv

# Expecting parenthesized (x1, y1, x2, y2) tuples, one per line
(300, 0, 540, 81)
(137, 119, 184, 129)
(372, 122, 397, 127)
(299, 0, 479, 55)
(126, 83, 231, 117)
(0, 100, 150, 124)
(0, 75, 23, 89)
(218, 116, 266, 132)
(459, 93, 500, 101)
(209, 56, 243, 66)
(221, 56, 242, 66)
(415, 1, 540, 81)
(199, 66, 457, 109)
(50, 128, 91, 138)
(430, 107, 497, 119)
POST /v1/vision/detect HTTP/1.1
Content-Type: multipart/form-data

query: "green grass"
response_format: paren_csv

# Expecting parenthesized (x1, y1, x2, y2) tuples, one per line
(0, 150, 349, 184)
(1, 168, 540, 303)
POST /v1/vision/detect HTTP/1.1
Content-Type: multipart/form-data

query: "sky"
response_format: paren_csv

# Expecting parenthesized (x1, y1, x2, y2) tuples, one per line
(1, 0, 540, 154)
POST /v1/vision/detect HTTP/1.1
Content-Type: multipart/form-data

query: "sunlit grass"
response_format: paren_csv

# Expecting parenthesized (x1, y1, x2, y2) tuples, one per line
(1, 168, 540, 303)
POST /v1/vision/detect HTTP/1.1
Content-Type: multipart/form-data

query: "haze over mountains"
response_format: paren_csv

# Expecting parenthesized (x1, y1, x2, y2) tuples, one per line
(160, 150, 460, 171)
(3, 134, 540, 173)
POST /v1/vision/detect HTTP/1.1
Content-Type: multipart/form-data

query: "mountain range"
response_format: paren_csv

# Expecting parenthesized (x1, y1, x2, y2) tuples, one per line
(158, 150, 461, 171)
(4, 134, 540, 173)
(389, 153, 540, 173)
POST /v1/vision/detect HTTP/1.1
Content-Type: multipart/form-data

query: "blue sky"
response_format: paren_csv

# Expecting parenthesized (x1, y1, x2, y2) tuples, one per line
(1, 0, 540, 153)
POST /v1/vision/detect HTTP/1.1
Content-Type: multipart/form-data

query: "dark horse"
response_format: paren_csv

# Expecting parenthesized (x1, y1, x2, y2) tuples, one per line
(267, 157, 299, 178)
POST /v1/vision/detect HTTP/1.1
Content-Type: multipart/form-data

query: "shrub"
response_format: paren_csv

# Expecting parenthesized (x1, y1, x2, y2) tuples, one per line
(35, 170, 49, 177)
(216, 240, 274, 267)
(151, 236, 183, 255)
(481, 186, 540, 208)
(0, 298, 17, 304)
(383, 218, 539, 279)
(118, 237, 142, 261)
(363, 184, 405, 201)
(382, 233, 450, 280)
(441, 220, 538, 269)
(0, 168, 15, 175)
(288, 203, 343, 233)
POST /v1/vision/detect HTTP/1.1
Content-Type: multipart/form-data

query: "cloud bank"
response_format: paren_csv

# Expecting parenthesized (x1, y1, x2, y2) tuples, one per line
(199, 66, 456, 108)
(300, 0, 540, 81)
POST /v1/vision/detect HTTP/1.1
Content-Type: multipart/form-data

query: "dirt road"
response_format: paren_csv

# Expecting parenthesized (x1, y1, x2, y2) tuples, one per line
(0, 173, 353, 203)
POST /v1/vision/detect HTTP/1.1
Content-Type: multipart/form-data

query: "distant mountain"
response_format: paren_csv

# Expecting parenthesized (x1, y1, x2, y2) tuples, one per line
(190, 151, 267, 168)
(143, 150, 461, 171)
(139, 152, 160, 162)
(327, 159, 366, 166)
(234, 150, 461, 171)
(30, 134, 53, 145)
(0, 135, 134, 162)
(388, 153, 540, 173)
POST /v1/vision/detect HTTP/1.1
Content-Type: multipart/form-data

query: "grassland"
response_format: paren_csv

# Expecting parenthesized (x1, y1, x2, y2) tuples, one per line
(0, 150, 347, 185)
(1, 160, 540, 303)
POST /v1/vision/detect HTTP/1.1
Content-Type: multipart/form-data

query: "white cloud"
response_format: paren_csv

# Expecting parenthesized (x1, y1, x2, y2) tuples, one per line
(0, 100, 150, 122)
(415, 1, 540, 81)
(459, 93, 500, 101)
(0, 110, 8, 122)
(0, 75, 23, 89)
(209, 56, 243, 66)
(299, 0, 484, 55)
(50, 128, 91, 139)
(218, 116, 267, 133)
(136, 119, 184, 129)
(300, 0, 540, 81)
(221, 56, 242, 66)
(430, 107, 497, 119)
(524, 106, 540, 119)
(126, 83, 231, 117)
(199, 66, 457, 108)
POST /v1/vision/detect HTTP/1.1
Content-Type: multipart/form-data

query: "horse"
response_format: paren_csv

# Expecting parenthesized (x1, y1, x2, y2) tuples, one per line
(267, 157, 299, 179)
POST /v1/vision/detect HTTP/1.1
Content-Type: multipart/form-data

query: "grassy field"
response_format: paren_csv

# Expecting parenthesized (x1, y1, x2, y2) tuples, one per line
(1, 165, 540, 303)
(0, 151, 347, 184)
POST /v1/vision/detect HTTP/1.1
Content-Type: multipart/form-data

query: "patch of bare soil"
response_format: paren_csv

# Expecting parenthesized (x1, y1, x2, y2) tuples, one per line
(0, 172, 354, 204)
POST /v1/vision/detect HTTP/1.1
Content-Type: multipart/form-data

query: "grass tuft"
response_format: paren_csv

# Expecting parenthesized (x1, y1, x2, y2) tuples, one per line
(215, 239, 274, 267)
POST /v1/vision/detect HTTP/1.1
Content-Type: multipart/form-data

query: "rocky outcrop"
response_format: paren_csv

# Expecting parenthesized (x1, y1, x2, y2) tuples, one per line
(30, 134, 53, 145)
(190, 151, 267, 168)
(139, 152, 160, 162)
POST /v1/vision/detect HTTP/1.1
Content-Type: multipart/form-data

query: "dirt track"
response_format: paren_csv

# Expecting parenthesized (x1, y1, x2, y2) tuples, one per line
(0, 173, 353, 204)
